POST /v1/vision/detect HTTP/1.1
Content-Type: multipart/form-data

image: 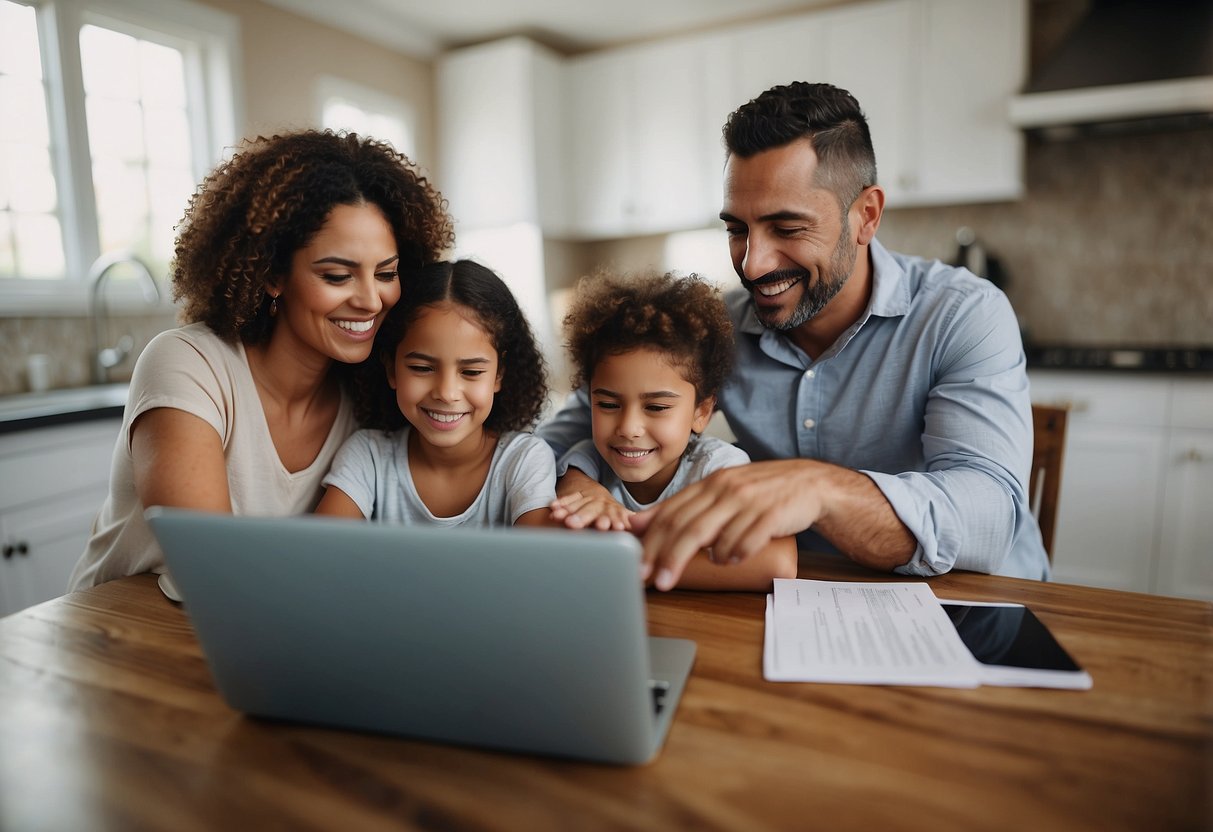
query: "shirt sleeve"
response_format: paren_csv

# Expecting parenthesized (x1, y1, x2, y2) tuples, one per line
(534, 387, 592, 459)
(866, 288, 1033, 577)
(320, 430, 380, 519)
(501, 435, 558, 523)
(555, 438, 603, 480)
(124, 329, 232, 452)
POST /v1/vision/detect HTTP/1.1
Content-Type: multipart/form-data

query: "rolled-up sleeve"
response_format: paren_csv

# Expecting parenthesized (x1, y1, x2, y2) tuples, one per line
(870, 289, 1033, 577)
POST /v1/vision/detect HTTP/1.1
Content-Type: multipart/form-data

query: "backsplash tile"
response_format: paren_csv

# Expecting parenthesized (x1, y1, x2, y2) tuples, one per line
(878, 125, 1213, 347)
(0, 312, 178, 396)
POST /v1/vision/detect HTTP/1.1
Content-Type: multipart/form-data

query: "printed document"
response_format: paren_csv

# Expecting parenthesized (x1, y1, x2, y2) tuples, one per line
(764, 579, 981, 687)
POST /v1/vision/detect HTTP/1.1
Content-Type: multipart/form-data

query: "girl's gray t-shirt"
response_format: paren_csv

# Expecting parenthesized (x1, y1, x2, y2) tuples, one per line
(322, 427, 556, 526)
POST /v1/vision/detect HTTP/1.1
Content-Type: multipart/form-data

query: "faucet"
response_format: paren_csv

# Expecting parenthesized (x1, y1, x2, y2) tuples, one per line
(88, 251, 162, 384)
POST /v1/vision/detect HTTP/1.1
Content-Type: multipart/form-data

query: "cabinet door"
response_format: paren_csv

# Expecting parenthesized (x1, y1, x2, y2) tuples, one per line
(437, 38, 567, 235)
(631, 38, 713, 233)
(1156, 430, 1213, 601)
(1049, 425, 1165, 593)
(0, 492, 103, 617)
(0, 418, 120, 616)
(566, 51, 633, 238)
(820, 0, 916, 205)
(730, 15, 826, 115)
(915, 0, 1025, 203)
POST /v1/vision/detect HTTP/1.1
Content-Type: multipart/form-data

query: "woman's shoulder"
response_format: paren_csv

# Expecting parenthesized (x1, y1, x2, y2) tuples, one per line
(141, 322, 238, 363)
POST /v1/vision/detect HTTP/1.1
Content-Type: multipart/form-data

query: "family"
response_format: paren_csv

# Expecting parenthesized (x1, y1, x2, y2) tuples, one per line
(68, 81, 1049, 595)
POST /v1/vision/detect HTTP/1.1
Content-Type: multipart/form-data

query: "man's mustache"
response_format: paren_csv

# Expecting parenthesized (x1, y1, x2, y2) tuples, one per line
(739, 268, 810, 292)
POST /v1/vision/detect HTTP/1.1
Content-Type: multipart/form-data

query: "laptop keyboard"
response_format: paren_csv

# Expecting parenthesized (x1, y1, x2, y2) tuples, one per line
(649, 680, 670, 715)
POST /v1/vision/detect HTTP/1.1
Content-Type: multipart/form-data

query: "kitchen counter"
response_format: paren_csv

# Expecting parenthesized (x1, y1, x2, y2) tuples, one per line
(1025, 345, 1213, 373)
(0, 383, 128, 434)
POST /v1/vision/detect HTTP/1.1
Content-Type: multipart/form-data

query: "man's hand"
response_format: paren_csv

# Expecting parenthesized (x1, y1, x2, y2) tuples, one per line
(630, 459, 915, 590)
(550, 468, 633, 530)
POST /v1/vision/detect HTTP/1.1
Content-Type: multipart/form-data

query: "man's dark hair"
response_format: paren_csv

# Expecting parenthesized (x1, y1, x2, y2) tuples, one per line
(723, 82, 877, 210)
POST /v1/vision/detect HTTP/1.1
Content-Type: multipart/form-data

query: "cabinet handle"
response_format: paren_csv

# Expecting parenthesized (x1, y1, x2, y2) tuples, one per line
(3, 542, 29, 559)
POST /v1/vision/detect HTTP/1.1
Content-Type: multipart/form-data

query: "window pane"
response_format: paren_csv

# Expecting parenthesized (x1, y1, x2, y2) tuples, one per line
(86, 97, 146, 161)
(2, 144, 57, 213)
(144, 106, 192, 167)
(139, 39, 186, 107)
(0, 76, 51, 145)
(0, 2, 42, 80)
(13, 212, 65, 278)
(93, 158, 148, 251)
(82, 23, 192, 275)
(80, 25, 139, 100)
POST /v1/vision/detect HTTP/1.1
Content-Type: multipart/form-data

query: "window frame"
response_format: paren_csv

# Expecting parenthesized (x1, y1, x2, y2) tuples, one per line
(1, 0, 241, 316)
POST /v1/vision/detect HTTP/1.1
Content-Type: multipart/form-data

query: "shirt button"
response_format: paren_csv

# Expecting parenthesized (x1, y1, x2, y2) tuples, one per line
(804, 369, 816, 379)
(803, 418, 816, 429)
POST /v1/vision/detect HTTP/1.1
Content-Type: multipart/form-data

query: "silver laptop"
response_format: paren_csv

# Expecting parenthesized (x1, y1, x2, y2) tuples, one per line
(145, 507, 695, 765)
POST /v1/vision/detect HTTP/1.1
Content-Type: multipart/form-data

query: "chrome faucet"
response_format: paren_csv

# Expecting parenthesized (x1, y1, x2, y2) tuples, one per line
(88, 251, 162, 384)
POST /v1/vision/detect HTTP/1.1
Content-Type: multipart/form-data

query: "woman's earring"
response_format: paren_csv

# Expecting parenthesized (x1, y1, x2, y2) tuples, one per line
(269, 294, 280, 317)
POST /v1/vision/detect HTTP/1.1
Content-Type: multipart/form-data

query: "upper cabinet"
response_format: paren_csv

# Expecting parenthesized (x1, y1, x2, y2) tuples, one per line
(566, 33, 733, 239)
(438, 0, 1026, 240)
(435, 38, 569, 236)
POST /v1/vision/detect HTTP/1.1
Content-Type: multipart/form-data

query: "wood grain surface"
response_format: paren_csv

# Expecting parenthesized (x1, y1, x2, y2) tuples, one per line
(2, 553, 1210, 832)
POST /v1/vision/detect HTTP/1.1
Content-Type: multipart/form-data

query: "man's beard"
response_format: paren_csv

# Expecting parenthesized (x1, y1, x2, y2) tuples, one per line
(741, 228, 858, 331)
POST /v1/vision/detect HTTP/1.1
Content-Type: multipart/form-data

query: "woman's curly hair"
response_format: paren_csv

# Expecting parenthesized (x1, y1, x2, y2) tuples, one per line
(172, 129, 454, 344)
(563, 270, 734, 402)
(350, 260, 549, 434)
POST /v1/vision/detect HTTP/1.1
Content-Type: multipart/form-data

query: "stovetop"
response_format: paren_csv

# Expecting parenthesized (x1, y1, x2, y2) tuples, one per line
(1025, 345, 1213, 373)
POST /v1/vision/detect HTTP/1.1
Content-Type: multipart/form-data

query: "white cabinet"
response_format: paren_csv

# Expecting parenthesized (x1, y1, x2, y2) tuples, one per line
(437, 0, 1026, 241)
(726, 0, 1024, 209)
(0, 418, 119, 617)
(436, 37, 568, 235)
(566, 34, 727, 239)
(1155, 382, 1213, 601)
(913, 0, 1026, 203)
(1029, 372, 1213, 601)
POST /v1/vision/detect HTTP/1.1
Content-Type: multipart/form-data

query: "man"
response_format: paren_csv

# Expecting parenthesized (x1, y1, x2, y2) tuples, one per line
(539, 82, 1048, 590)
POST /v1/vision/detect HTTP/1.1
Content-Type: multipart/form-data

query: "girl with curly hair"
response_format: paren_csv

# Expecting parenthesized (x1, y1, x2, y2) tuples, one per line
(550, 271, 797, 590)
(71, 130, 453, 592)
(315, 259, 556, 527)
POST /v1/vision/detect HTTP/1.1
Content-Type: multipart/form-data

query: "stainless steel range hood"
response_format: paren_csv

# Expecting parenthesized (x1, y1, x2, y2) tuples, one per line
(1009, 0, 1213, 132)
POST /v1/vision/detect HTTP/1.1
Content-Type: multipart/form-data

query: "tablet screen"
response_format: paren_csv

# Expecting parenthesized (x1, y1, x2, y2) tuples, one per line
(941, 602, 1083, 673)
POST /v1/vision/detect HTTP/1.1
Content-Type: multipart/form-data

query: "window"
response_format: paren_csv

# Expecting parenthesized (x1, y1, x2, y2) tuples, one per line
(0, 0, 238, 313)
(318, 75, 415, 159)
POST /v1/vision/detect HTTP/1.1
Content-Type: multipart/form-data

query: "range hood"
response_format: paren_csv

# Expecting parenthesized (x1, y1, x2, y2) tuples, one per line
(1009, 0, 1213, 132)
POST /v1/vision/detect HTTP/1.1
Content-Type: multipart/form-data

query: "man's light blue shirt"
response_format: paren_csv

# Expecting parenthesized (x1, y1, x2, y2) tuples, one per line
(538, 238, 1049, 580)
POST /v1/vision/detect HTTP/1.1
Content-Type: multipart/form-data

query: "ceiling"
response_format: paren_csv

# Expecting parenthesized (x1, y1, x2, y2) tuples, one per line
(260, 0, 845, 58)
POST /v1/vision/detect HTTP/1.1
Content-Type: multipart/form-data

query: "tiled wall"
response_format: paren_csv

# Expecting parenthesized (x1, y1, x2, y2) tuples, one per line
(877, 124, 1213, 348)
(0, 312, 177, 395)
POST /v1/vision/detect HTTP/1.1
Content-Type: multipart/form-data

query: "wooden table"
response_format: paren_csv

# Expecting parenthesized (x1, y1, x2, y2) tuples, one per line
(2, 554, 1210, 832)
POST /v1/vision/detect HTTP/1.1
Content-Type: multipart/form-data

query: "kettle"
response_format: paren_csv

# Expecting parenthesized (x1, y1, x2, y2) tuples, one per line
(953, 227, 1007, 290)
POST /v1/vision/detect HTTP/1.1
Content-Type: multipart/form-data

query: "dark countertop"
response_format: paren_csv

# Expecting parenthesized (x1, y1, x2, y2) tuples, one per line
(0, 384, 128, 435)
(1025, 345, 1213, 374)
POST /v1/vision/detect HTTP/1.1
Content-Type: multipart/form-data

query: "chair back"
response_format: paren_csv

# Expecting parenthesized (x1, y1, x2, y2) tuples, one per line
(1030, 404, 1069, 560)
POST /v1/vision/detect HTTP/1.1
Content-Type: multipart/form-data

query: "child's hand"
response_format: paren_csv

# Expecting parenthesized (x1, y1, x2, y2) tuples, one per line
(549, 492, 634, 531)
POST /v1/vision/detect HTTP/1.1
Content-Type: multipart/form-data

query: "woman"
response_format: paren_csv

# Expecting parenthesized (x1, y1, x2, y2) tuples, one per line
(70, 130, 454, 590)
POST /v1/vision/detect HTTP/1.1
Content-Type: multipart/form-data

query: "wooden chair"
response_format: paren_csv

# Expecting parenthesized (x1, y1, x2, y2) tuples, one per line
(1030, 404, 1069, 561)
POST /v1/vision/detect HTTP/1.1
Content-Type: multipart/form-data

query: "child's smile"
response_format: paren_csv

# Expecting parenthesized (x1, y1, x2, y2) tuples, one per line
(589, 348, 714, 505)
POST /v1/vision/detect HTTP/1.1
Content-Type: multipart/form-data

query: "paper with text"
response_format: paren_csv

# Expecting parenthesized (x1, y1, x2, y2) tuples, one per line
(764, 579, 981, 687)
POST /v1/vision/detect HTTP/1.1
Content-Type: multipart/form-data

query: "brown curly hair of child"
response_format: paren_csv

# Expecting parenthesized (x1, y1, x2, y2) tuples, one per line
(171, 129, 454, 344)
(563, 270, 734, 403)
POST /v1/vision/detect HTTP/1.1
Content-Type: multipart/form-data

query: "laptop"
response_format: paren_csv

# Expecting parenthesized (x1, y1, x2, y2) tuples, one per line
(145, 507, 696, 765)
